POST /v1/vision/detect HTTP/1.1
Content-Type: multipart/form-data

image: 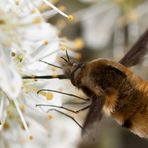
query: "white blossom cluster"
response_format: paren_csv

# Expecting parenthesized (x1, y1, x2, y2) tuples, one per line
(0, 1, 79, 148)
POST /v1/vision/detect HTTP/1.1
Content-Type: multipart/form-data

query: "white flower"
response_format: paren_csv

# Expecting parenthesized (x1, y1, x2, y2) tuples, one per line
(76, 0, 148, 53)
(0, 1, 80, 148)
(0, 49, 22, 99)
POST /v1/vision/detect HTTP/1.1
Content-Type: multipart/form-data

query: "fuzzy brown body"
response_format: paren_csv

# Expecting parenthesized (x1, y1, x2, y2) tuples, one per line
(23, 29, 148, 138)
(69, 58, 148, 138)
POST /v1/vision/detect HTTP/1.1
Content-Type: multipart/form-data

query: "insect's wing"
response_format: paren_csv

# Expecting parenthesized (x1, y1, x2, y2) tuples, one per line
(119, 29, 148, 67)
(82, 96, 104, 135)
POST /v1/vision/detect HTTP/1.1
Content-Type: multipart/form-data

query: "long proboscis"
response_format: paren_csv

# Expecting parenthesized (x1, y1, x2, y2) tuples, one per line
(22, 74, 68, 80)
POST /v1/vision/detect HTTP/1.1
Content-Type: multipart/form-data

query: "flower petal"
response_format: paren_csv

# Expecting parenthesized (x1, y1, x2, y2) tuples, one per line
(0, 48, 22, 99)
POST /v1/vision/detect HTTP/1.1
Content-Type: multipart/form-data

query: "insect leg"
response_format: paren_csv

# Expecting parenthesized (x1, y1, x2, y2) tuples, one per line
(36, 104, 90, 114)
(37, 89, 90, 102)
(47, 108, 83, 129)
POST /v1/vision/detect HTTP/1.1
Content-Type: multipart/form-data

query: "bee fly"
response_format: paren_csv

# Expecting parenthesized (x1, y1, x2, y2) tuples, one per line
(23, 29, 148, 138)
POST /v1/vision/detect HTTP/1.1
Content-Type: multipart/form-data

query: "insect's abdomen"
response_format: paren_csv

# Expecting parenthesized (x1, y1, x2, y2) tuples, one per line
(109, 78, 148, 138)
(80, 59, 148, 138)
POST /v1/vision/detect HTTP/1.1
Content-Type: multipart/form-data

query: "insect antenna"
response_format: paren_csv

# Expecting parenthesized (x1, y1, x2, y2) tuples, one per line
(66, 50, 71, 64)
(39, 59, 63, 69)
(36, 104, 90, 114)
(61, 57, 69, 63)
(60, 50, 73, 65)
(37, 89, 90, 102)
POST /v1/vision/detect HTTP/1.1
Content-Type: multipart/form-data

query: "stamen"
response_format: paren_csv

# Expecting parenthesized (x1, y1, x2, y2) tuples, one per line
(67, 15, 74, 22)
(39, 60, 63, 69)
(39, 92, 53, 100)
(32, 17, 42, 24)
(13, 99, 33, 140)
(74, 38, 84, 49)
(60, 38, 84, 50)
(58, 5, 66, 12)
(39, 49, 59, 60)
(47, 114, 53, 120)
(19, 104, 26, 112)
(30, 40, 49, 57)
(43, 40, 49, 45)
(42, 0, 74, 21)
(15, 0, 21, 5)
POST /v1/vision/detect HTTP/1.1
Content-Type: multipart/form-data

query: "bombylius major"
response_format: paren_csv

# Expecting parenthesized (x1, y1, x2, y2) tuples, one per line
(23, 29, 148, 138)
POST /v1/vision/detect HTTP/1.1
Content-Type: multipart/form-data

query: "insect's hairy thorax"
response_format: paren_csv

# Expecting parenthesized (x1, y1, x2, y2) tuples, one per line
(75, 59, 148, 136)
